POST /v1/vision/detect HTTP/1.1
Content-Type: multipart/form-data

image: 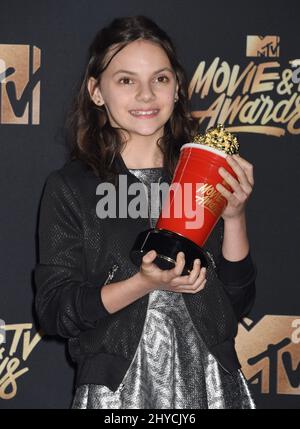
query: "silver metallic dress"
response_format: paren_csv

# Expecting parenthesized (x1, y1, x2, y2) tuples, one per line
(71, 167, 255, 409)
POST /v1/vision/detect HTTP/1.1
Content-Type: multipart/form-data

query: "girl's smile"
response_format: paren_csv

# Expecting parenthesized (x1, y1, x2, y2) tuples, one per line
(128, 109, 160, 118)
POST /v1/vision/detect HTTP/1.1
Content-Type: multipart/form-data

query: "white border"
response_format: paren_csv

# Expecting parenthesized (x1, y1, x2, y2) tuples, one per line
(180, 143, 227, 158)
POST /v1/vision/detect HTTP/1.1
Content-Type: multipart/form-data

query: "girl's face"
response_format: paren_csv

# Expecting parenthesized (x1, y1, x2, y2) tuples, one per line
(88, 39, 179, 143)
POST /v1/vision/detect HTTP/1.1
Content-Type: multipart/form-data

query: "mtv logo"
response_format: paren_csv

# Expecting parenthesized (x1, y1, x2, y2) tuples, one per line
(289, 59, 300, 84)
(236, 316, 300, 395)
(246, 35, 280, 58)
(0, 44, 41, 125)
(289, 59, 300, 68)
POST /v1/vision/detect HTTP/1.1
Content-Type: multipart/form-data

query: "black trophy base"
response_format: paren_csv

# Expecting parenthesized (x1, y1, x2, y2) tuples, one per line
(130, 228, 208, 275)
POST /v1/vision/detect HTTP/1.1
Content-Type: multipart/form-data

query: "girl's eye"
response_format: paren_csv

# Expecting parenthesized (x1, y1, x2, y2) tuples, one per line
(119, 77, 133, 85)
(156, 75, 169, 83)
(118, 75, 170, 85)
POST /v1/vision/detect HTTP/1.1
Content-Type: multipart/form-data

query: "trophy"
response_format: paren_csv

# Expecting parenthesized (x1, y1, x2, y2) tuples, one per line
(130, 124, 240, 275)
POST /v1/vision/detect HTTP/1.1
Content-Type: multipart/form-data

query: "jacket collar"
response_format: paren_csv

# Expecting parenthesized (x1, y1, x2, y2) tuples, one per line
(114, 152, 172, 185)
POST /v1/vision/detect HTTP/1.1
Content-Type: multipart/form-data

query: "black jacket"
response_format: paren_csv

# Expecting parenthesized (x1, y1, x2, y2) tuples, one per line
(34, 154, 257, 392)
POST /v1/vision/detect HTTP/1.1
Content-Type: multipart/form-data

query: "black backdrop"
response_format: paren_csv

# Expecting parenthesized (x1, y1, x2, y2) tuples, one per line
(0, 0, 299, 409)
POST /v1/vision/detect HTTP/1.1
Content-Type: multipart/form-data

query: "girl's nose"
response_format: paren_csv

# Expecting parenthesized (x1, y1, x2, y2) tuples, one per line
(135, 83, 156, 102)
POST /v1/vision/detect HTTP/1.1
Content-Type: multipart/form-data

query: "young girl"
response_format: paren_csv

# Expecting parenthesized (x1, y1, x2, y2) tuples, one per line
(35, 15, 257, 409)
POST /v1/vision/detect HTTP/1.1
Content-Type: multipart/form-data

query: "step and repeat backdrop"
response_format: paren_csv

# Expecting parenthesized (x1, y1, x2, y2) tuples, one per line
(0, 0, 299, 409)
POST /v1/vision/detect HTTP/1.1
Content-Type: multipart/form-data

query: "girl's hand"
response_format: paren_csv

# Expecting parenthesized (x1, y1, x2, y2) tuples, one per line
(216, 154, 254, 221)
(139, 250, 207, 294)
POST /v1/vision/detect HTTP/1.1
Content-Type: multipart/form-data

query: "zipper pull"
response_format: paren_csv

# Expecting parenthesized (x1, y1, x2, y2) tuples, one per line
(104, 263, 119, 285)
(205, 251, 216, 269)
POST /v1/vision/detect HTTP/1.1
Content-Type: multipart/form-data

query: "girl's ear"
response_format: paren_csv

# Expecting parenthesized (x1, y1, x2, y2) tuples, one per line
(175, 81, 179, 99)
(87, 77, 105, 106)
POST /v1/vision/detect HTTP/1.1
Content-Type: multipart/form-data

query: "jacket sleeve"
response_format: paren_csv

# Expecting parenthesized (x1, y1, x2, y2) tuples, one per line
(216, 252, 257, 322)
(206, 218, 257, 322)
(34, 170, 111, 339)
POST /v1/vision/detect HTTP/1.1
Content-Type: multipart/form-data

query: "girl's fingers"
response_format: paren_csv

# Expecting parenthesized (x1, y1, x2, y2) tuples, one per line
(170, 258, 200, 286)
(162, 251, 185, 282)
(174, 252, 185, 276)
(141, 250, 157, 272)
(142, 250, 156, 262)
(219, 164, 252, 197)
(225, 156, 250, 189)
(218, 168, 241, 194)
(188, 259, 202, 283)
(232, 154, 254, 186)
(192, 278, 207, 293)
(216, 182, 248, 205)
(176, 275, 207, 294)
(173, 266, 207, 289)
(228, 154, 254, 188)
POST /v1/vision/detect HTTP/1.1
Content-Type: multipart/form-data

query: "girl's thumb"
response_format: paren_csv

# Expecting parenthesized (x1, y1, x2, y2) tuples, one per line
(143, 250, 156, 263)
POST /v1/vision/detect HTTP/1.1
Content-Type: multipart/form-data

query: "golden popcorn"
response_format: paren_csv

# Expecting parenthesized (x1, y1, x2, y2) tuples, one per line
(193, 123, 240, 155)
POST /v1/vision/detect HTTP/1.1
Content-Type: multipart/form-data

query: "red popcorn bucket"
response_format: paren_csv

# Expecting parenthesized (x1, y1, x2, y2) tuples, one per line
(130, 125, 239, 275)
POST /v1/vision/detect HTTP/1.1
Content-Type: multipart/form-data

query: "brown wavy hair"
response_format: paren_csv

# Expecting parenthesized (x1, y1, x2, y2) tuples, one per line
(65, 15, 199, 184)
